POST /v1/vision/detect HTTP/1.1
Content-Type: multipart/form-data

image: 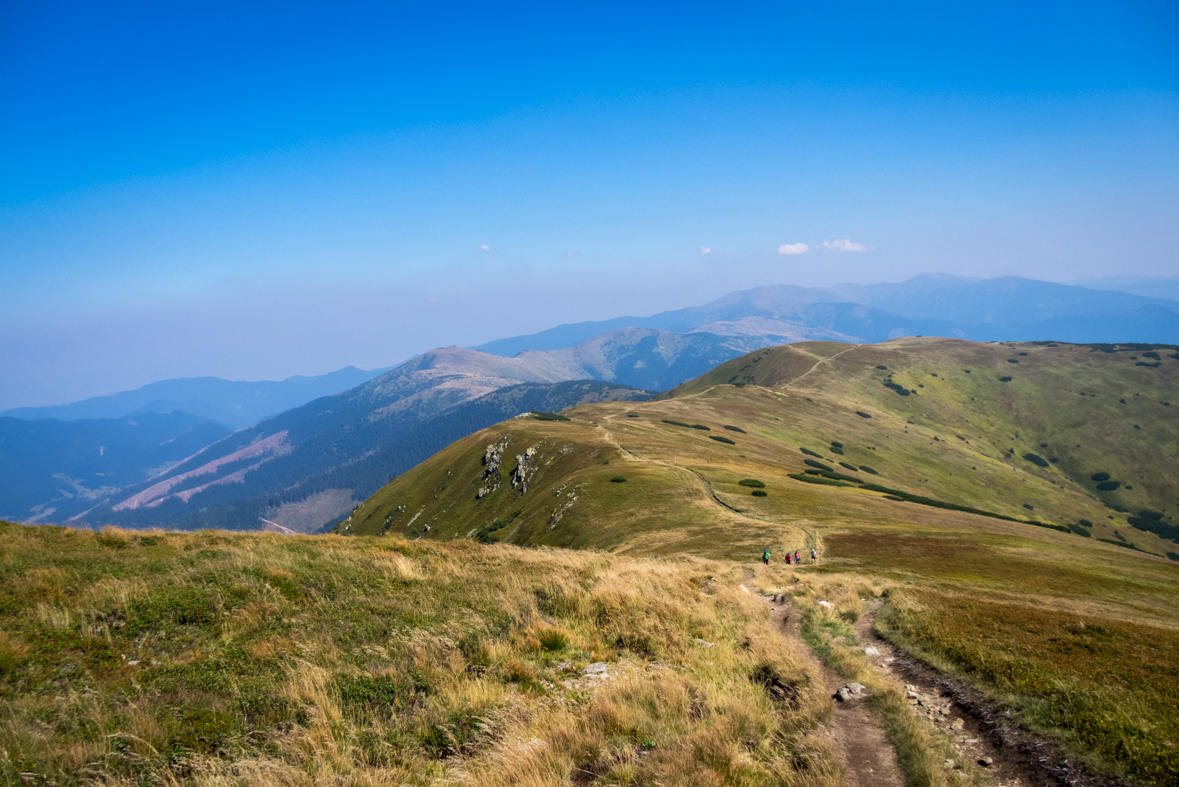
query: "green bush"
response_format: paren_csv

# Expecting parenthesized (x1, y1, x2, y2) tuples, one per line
(626, 414, 640, 418)
(738, 479, 766, 488)
(830, 441, 843, 448)
(691, 424, 711, 430)
(839, 462, 858, 471)
(476, 511, 521, 543)
(751, 489, 768, 497)
(662, 420, 691, 428)
(858, 465, 879, 474)
(855, 411, 872, 418)
(531, 412, 571, 421)
(1007, 359, 1020, 363)
(1127, 511, 1179, 541)
(805, 469, 863, 484)
(875, 365, 887, 370)
(1135, 362, 1161, 368)
(800, 447, 824, 458)
(1023, 503, 1034, 510)
(610, 476, 627, 483)
(724, 425, 746, 433)
(788, 473, 848, 488)
(1090, 472, 1110, 482)
(1023, 453, 1049, 468)
(830, 446, 845, 454)
(804, 459, 834, 472)
(999, 376, 1013, 382)
(1069, 523, 1092, 537)
(1096, 480, 1121, 491)
(709, 435, 735, 445)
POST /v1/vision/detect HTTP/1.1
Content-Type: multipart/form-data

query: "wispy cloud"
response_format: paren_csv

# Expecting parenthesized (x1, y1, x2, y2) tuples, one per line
(777, 242, 808, 255)
(701, 246, 712, 255)
(479, 244, 491, 252)
(821, 239, 867, 252)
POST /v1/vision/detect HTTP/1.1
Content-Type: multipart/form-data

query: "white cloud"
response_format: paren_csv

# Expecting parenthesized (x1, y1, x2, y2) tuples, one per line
(821, 239, 867, 252)
(701, 246, 712, 255)
(479, 244, 490, 252)
(777, 242, 808, 255)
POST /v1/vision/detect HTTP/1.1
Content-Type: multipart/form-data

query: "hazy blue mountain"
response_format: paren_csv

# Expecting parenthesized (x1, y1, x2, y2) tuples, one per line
(474, 275, 1179, 354)
(1069, 275, 1179, 303)
(473, 289, 957, 355)
(826, 274, 1178, 326)
(0, 412, 231, 522)
(2, 366, 390, 430)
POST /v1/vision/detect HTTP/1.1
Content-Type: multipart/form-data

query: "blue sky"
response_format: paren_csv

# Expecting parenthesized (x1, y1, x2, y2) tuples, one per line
(1, 1, 1177, 409)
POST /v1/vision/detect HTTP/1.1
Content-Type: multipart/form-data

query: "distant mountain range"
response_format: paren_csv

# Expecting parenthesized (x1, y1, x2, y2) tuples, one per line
(0, 366, 390, 429)
(474, 274, 1179, 355)
(7, 273, 1178, 532)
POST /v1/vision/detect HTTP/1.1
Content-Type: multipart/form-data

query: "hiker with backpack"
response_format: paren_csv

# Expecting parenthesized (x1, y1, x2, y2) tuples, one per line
(762, 550, 770, 565)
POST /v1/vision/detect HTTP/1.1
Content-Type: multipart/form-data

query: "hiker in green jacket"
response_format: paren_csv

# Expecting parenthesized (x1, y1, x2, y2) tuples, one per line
(762, 550, 770, 565)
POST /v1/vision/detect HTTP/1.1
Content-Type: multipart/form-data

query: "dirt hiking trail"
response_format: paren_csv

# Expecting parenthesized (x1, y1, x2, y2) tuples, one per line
(766, 596, 905, 787)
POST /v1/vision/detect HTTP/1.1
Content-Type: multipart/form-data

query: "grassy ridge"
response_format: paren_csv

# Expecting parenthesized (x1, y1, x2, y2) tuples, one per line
(341, 338, 1179, 784)
(0, 522, 842, 786)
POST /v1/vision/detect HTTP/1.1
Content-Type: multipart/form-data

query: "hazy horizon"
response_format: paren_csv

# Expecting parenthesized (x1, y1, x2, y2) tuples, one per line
(3, 1, 1176, 410)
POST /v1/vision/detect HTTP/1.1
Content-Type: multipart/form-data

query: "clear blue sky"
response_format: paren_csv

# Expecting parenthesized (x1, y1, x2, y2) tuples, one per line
(1, 1, 1176, 409)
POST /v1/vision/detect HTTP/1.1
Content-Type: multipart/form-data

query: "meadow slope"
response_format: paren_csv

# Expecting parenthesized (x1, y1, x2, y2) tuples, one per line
(345, 337, 1179, 784)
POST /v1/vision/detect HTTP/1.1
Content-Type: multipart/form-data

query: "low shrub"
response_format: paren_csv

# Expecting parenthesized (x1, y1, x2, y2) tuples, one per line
(531, 412, 571, 421)
(1091, 472, 1110, 482)
(830, 441, 843, 448)
(804, 459, 834, 472)
(858, 465, 879, 474)
(856, 411, 872, 418)
(724, 425, 746, 433)
(1000, 376, 1013, 382)
(875, 365, 887, 370)
(1096, 480, 1121, 491)
(805, 469, 863, 484)
(883, 380, 910, 395)
(800, 447, 824, 458)
(788, 473, 849, 487)
(839, 462, 858, 471)
(1135, 362, 1161, 368)
(738, 479, 766, 488)
(691, 424, 711, 430)
(610, 476, 627, 483)
(662, 420, 691, 428)
(751, 489, 768, 497)
(1142, 351, 1161, 359)
(709, 435, 735, 445)
(1023, 503, 1034, 510)
(626, 414, 640, 418)
(861, 483, 1058, 527)
(1023, 453, 1050, 468)
(1127, 511, 1179, 542)
(1069, 523, 1092, 537)
(1007, 358, 1019, 363)
(830, 446, 845, 454)
(476, 510, 521, 543)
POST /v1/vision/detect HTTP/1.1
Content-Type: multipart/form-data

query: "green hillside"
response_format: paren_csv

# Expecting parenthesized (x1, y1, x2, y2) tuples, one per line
(342, 338, 1179, 784)
(348, 338, 1179, 557)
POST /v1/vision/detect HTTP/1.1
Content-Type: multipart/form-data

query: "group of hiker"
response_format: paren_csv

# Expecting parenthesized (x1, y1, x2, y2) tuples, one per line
(760, 547, 817, 565)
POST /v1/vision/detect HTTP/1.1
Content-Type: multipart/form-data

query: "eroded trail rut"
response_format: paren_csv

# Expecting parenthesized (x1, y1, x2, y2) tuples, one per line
(765, 596, 905, 787)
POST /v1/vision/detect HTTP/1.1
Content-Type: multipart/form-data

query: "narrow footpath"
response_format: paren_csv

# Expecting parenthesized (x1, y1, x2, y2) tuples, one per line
(765, 594, 906, 787)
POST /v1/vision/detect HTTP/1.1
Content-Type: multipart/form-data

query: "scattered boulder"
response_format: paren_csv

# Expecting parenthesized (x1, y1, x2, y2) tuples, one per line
(835, 683, 867, 702)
